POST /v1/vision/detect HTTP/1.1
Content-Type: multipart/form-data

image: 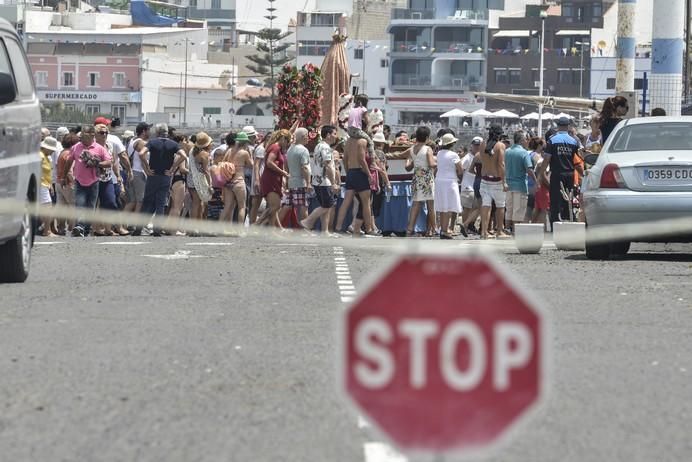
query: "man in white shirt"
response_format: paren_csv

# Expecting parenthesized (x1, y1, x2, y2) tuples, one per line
(244, 125, 266, 225)
(460, 136, 482, 235)
(300, 125, 338, 233)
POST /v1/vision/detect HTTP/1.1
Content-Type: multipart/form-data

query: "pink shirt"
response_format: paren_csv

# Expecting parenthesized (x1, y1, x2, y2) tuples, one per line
(71, 142, 111, 187)
(348, 106, 368, 130)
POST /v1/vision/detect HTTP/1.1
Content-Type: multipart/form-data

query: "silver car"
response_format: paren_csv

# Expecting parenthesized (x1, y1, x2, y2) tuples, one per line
(582, 116, 692, 259)
(0, 19, 41, 282)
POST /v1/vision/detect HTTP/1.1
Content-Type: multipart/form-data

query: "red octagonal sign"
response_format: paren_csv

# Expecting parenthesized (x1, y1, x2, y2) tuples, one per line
(340, 253, 547, 456)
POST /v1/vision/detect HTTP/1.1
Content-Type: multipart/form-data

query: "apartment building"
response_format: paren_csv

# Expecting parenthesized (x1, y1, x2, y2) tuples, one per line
(386, 0, 505, 125)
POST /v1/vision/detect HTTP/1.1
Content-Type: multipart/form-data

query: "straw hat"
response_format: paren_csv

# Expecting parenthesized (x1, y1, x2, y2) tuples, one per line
(195, 132, 213, 149)
(40, 136, 58, 151)
(438, 133, 459, 147)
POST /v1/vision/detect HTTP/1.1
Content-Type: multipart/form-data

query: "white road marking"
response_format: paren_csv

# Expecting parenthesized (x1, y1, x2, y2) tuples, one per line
(333, 247, 356, 304)
(98, 241, 148, 245)
(34, 241, 64, 245)
(142, 250, 207, 260)
(276, 243, 318, 247)
(363, 443, 407, 462)
(185, 242, 236, 246)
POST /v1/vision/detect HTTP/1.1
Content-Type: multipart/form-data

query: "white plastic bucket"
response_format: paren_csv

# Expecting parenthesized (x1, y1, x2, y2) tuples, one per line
(514, 224, 545, 254)
(553, 222, 586, 251)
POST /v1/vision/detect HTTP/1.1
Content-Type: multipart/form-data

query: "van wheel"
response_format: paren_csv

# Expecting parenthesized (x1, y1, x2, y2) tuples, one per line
(610, 241, 631, 256)
(585, 240, 611, 260)
(0, 210, 32, 283)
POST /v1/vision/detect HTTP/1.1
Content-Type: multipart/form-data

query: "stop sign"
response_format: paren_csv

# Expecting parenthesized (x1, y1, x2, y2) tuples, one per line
(341, 254, 546, 455)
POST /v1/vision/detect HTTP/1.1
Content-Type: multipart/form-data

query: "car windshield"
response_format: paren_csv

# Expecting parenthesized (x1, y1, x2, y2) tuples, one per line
(608, 122, 692, 152)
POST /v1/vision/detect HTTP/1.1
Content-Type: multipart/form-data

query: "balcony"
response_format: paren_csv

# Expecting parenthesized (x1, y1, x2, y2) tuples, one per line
(391, 41, 434, 56)
(432, 75, 484, 92)
(391, 8, 435, 20)
(391, 73, 432, 90)
(434, 42, 485, 57)
(390, 9, 487, 26)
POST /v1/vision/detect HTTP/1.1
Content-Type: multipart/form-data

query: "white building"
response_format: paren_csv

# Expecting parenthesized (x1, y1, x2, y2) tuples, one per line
(591, 0, 653, 59)
(590, 56, 652, 115)
(175, 0, 237, 48)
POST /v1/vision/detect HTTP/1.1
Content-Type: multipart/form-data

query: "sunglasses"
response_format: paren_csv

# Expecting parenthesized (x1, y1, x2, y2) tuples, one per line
(97, 131, 109, 135)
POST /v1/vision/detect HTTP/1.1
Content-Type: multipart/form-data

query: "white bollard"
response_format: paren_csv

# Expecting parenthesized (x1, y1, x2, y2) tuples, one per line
(514, 224, 545, 254)
(553, 222, 586, 251)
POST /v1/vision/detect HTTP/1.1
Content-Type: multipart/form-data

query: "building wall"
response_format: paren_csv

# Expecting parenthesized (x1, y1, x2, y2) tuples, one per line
(591, 56, 652, 113)
(591, 0, 652, 58)
(348, 0, 405, 41)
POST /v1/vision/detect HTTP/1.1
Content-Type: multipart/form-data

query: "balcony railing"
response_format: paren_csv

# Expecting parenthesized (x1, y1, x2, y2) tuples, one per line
(391, 73, 432, 88)
(391, 8, 435, 20)
(392, 41, 434, 54)
(434, 42, 484, 54)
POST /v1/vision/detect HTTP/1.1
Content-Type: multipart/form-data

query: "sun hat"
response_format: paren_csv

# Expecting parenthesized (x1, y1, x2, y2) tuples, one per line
(56, 127, 69, 139)
(40, 136, 58, 151)
(235, 131, 250, 142)
(439, 133, 459, 147)
(372, 132, 388, 144)
(242, 125, 257, 137)
(123, 130, 134, 138)
(195, 132, 213, 149)
(471, 136, 483, 145)
(94, 116, 111, 126)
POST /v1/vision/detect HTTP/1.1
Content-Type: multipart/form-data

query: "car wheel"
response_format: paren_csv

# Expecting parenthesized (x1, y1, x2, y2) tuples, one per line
(610, 241, 631, 256)
(0, 209, 33, 283)
(585, 240, 611, 260)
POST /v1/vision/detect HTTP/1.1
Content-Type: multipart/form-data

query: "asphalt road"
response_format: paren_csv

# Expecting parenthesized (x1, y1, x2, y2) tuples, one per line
(1, 235, 691, 462)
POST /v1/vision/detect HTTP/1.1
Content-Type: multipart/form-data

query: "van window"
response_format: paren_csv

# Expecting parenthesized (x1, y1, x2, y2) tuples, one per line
(4, 38, 34, 99)
(0, 40, 12, 76)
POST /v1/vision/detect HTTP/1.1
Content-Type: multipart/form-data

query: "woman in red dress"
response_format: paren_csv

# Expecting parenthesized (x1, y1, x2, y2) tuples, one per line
(260, 129, 291, 228)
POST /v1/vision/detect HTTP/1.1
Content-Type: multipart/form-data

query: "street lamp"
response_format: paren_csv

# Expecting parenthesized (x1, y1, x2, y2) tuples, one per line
(575, 40, 590, 98)
(537, 9, 548, 137)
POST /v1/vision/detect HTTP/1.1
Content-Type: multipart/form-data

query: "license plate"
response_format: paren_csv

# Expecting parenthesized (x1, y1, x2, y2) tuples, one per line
(641, 167, 692, 183)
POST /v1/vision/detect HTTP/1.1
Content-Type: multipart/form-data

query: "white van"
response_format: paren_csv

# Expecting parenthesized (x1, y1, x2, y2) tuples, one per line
(0, 19, 41, 282)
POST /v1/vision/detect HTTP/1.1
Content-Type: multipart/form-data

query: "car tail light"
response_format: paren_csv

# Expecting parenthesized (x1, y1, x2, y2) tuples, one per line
(600, 163, 625, 189)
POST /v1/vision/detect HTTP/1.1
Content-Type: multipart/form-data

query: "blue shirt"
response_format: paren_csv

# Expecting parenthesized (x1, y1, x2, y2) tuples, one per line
(545, 131, 579, 178)
(504, 144, 532, 194)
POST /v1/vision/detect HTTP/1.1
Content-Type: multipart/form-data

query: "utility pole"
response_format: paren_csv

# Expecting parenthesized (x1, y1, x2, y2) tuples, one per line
(178, 72, 182, 124)
(537, 10, 547, 137)
(615, 0, 636, 93)
(183, 37, 188, 128)
(267, 0, 276, 112)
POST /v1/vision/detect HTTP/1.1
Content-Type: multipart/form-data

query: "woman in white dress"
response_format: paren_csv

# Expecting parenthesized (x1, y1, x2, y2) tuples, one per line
(434, 133, 463, 240)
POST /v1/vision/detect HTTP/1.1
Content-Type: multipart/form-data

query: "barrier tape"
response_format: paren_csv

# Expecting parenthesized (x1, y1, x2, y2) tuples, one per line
(0, 198, 689, 253)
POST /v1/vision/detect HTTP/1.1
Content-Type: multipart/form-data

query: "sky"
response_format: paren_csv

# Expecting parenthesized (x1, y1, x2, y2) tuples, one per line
(236, 0, 319, 31)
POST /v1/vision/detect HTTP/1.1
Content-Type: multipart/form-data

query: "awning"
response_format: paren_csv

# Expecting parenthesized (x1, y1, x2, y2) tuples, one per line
(492, 30, 532, 38)
(555, 30, 590, 36)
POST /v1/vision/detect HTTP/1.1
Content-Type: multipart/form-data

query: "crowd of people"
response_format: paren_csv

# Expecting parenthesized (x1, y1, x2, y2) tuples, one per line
(35, 95, 638, 240)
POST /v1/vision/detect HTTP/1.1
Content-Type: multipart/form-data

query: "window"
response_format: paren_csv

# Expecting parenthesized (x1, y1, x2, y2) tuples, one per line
(634, 78, 644, 90)
(494, 69, 508, 84)
(354, 48, 363, 60)
(64, 104, 76, 111)
(88, 72, 99, 87)
(606, 78, 616, 90)
(35, 71, 48, 88)
(111, 104, 126, 121)
(113, 72, 126, 88)
(380, 59, 389, 68)
(203, 107, 221, 115)
(5, 38, 33, 98)
(592, 2, 602, 18)
(297, 40, 331, 56)
(558, 70, 573, 85)
(380, 87, 386, 96)
(85, 104, 100, 116)
(62, 72, 74, 87)
(509, 69, 521, 85)
(211, 0, 220, 9)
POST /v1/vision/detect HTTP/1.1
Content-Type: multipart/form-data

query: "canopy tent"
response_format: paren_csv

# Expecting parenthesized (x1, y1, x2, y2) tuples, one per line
(491, 109, 520, 119)
(541, 112, 556, 120)
(320, 34, 350, 127)
(556, 112, 574, 119)
(440, 108, 469, 118)
(521, 112, 539, 120)
(470, 109, 493, 118)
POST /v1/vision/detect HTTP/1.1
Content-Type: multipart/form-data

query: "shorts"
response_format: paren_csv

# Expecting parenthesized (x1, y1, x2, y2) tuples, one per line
(535, 186, 550, 211)
(128, 171, 146, 203)
(480, 180, 506, 208)
(460, 190, 480, 210)
(314, 185, 336, 208)
(506, 191, 528, 222)
(39, 186, 52, 205)
(346, 169, 370, 192)
(283, 188, 308, 207)
(56, 183, 74, 205)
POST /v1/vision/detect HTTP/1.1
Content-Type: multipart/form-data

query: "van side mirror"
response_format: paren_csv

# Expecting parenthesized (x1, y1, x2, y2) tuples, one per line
(0, 73, 16, 106)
